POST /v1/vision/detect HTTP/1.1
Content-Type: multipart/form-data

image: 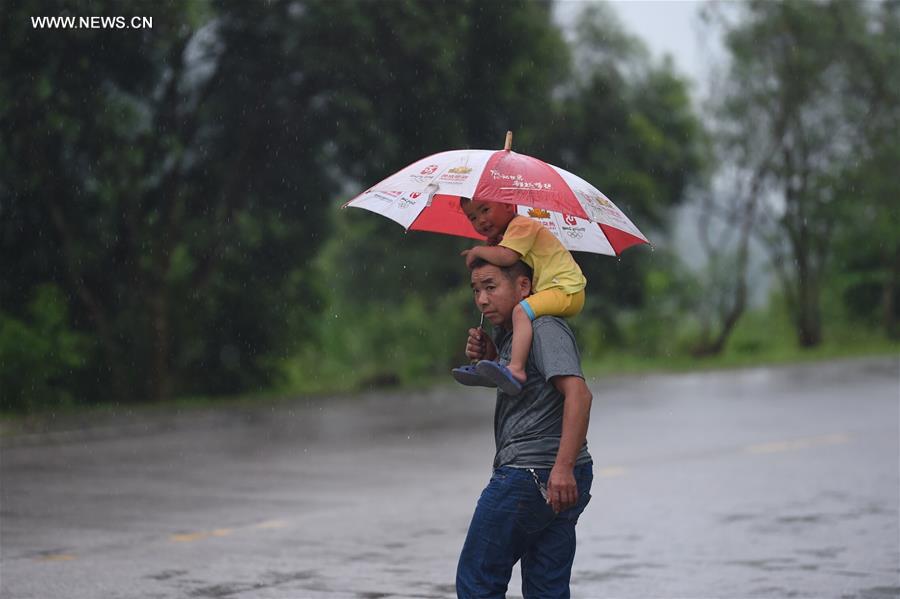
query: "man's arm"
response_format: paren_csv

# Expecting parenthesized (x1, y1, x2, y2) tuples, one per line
(547, 375, 592, 513)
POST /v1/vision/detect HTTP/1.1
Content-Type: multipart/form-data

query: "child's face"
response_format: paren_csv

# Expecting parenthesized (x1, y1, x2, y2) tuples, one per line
(462, 199, 517, 240)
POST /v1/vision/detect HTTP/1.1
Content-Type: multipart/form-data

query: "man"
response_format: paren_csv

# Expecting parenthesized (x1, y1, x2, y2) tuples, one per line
(456, 258, 594, 598)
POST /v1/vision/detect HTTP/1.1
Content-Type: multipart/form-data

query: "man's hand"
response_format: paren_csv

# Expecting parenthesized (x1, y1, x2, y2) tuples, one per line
(547, 465, 578, 513)
(465, 327, 497, 362)
(548, 375, 592, 513)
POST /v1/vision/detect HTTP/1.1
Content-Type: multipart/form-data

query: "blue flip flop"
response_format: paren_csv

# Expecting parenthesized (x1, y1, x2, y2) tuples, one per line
(451, 364, 497, 388)
(475, 360, 523, 396)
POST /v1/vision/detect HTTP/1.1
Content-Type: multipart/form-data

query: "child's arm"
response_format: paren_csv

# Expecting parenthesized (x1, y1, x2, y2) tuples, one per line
(461, 244, 520, 269)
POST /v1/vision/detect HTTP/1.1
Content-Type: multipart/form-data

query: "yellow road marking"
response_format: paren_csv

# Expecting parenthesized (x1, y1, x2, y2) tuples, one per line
(170, 528, 233, 543)
(170, 522, 284, 543)
(170, 531, 209, 543)
(598, 466, 627, 478)
(595, 432, 851, 479)
(38, 554, 76, 562)
(744, 433, 850, 455)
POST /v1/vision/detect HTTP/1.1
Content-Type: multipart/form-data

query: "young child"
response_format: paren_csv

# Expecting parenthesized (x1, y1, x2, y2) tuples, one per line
(455, 197, 586, 395)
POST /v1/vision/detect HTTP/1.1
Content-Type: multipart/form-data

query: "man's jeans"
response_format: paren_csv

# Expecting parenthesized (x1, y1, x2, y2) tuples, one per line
(456, 463, 593, 598)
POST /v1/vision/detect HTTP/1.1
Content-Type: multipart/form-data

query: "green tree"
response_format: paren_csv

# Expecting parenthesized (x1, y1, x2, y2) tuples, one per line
(0, 285, 88, 412)
(539, 3, 707, 336)
(710, 0, 900, 347)
(829, 1, 900, 339)
(831, 137, 900, 338)
(0, 0, 574, 405)
(301, 0, 573, 385)
(1, 0, 208, 403)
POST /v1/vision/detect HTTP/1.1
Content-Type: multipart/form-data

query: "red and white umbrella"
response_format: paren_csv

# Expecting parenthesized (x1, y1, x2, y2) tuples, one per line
(343, 133, 649, 256)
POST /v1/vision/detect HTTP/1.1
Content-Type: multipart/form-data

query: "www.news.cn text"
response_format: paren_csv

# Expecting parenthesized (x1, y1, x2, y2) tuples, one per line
(31, 16, 153, 30)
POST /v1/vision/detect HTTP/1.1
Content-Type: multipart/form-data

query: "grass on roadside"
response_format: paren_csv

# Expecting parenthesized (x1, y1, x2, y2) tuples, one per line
(582, 303, 899, 377)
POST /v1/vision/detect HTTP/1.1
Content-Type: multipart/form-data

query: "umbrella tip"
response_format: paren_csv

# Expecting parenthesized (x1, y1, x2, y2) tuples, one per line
(504, 131, 513, 151)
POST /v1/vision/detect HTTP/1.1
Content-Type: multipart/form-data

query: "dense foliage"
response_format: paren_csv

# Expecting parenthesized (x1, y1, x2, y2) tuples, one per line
(708, 0, 900, 346)
(1, 0, 893, 413)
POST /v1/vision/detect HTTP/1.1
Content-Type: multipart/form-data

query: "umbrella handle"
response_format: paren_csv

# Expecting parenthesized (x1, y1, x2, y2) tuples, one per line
(470, 312, 485, 365)
(504, 131, 513, 151)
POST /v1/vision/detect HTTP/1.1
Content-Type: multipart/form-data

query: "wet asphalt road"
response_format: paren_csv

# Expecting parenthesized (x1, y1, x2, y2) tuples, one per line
(1, 357, 898, 599)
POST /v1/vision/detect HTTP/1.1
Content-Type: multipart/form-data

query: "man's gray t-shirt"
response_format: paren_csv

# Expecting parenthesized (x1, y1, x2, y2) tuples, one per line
(492, 316, 592, 469)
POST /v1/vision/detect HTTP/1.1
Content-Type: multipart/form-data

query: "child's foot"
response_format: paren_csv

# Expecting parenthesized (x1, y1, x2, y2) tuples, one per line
(451, 364, 497, 388)
(475, 360, 523, 396)
(506, 364, 527, 385)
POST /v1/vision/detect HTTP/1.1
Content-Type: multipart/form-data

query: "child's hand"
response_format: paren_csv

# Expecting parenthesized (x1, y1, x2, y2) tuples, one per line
(460, 247, 479, 269)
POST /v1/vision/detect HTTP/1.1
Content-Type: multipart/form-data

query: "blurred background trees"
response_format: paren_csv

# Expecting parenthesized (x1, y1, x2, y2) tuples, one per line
(1, 0, 896, 413)
(703, 0, 900, 349)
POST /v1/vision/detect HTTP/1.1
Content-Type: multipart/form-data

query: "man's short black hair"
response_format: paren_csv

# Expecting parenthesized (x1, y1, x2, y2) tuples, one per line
(469, 257, 533, 284)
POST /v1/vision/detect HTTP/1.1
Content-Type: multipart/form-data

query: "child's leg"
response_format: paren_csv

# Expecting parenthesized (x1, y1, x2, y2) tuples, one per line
(507, 289, 585, 383)
(506, 303, 533, 384)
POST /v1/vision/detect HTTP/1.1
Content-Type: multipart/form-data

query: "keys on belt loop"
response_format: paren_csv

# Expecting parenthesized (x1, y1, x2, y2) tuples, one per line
(528, 468, 549, 501)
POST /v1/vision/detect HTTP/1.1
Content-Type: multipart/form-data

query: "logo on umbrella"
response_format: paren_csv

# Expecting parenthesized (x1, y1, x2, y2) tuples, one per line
(447, 166, 472, 174)
(562, 213, 584, 239)
(398, 192, 422, 209)
(583, 193, 613, 209)
(528, 208, 551, 219)
(420, 165, 439, 176)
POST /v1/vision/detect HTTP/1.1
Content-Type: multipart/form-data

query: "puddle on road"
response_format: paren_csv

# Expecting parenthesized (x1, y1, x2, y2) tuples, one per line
(145, 569, 188, 581)
(776, 514, 827, 525)
(382, 541, 406, 550)
(726, 557, 798, 572)
(574, 561, 666, 583)
(181, 570, 319, 598)
(410, 527, 446, 538)
(795, 546, 845, 560)
(719, 512, 759, 524)
(859, 586, 900, 599)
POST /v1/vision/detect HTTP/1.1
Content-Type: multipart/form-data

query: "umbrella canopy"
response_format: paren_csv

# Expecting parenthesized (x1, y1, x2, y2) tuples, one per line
(343, 145, 649, 256)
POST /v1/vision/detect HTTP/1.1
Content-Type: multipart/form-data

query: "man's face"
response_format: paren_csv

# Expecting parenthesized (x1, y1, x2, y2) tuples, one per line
(462, 199, 516, 240)
(470, 263, 530, 329)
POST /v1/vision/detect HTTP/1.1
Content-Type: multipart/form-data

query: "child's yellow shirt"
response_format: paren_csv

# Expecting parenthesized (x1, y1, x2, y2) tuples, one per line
(499, 215, 587, 295)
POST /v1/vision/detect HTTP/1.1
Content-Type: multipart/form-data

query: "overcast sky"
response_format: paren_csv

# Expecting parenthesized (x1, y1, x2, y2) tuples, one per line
(554, 0, 724, 93)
